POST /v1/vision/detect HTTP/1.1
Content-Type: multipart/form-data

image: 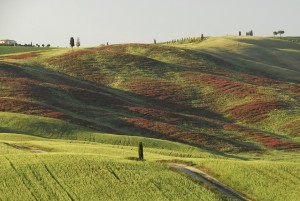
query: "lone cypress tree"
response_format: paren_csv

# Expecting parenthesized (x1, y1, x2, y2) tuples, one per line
(138, 142, 144, 160)
(76, 37, 80, 48)
(70, 37, 75, 49)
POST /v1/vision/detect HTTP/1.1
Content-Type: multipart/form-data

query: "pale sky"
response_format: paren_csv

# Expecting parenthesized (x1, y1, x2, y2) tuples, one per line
(0, 0, 299, 47)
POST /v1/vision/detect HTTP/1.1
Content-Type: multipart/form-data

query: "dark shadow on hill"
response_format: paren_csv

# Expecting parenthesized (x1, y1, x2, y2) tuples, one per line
(236, 38, 300, 49)
(196, 50, 300, 83)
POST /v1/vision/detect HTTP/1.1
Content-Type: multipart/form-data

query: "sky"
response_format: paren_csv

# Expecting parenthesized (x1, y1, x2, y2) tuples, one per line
(0, 0, 300, 47)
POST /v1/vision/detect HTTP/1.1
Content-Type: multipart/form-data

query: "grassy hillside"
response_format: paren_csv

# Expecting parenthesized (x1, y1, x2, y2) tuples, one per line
(0, 38, 299, 200)
(0, 41, 299, 153)
(171, 36, 300, 82)
(0, 112, 213, 158)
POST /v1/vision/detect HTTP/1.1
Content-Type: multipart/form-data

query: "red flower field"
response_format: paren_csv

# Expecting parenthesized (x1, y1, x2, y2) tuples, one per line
(226, 100, 284, 123)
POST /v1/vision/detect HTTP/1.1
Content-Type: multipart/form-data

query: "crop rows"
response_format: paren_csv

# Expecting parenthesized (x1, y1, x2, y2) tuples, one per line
(0, 154, 221, 201)
(192, 159, 300, 201)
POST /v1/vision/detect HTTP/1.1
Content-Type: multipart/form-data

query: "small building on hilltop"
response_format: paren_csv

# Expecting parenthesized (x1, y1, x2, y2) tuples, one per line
(0, 39, 17, 45)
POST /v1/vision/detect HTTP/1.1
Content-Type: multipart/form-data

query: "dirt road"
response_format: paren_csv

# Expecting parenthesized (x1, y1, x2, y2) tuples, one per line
(3, 142, 47, 153)
(170, 163, 254, 201)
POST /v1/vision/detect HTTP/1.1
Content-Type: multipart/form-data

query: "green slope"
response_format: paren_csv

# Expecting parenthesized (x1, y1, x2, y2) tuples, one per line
(171, 36, 300, 82)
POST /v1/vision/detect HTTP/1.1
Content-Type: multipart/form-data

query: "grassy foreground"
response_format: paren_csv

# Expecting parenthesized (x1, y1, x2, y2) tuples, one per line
(0, 139, 222, 200)
(0, 112, 299, 200)
(0, 112, 223, 200)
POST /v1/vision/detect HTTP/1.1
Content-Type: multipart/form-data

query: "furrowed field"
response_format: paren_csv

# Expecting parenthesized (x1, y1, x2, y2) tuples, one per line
(0, 140, 221, 200)
(0, 36, 299, 200)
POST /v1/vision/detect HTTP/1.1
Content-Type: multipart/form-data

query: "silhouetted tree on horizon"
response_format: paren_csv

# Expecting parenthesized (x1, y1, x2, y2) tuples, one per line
(246, 30, 253, 36)
(278, 30, 285, 37)
(70, 37, 75, 49)
(76, 37, 80, 48)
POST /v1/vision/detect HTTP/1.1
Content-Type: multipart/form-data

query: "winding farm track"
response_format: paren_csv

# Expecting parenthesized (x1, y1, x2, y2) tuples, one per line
(3, 142, 47, 153)
(170, 163, 254, 201)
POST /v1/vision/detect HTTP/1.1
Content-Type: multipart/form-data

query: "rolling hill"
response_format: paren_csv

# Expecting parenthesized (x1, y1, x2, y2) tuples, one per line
(171, 36, 300, 82)
(0, 36, 299, 200)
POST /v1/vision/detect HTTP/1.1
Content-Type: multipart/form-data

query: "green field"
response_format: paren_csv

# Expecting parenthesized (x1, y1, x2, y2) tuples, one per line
(0, 46, 54, 56)
(277, 36, 300, 44)
(0, 37, 299, 200)
(0, 137, 221, 200)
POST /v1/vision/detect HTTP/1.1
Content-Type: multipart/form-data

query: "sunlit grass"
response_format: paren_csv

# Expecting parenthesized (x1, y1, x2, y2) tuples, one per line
(189, 159, 300, 201)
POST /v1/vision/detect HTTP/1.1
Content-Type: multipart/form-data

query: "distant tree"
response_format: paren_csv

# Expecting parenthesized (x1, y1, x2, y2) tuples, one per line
(246, 30, 253, 36)
(76, 37, 80, 48)
(201, 34, 204, 40)
(70, 37, 75, 49)
(36, 44, 40, 47)
(278, 30, 285, 37)
(42, 44, 45, 47)
(47, 44, 50, 47)
(154, 39, 156, 44)
(239, 31, 242, 36)
(138, 142, 144, 160)
(107, 42, 109, 46)
(273, 31, 278, 37)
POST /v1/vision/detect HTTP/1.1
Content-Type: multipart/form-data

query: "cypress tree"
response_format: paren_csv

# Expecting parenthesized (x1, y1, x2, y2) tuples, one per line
(76, 37, 80, 48)
(138, 142, 144, 160)
(70, 37, 75, 49)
